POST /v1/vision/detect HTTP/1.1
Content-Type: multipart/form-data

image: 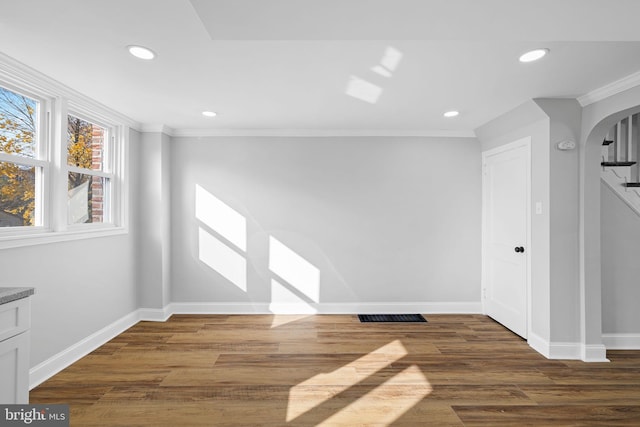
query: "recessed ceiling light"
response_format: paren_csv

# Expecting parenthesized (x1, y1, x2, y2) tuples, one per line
(444, 110, 459, 118)
(519, 48, 549, 63)
(127, 45, 155, 60)
(202, 111, 217, 117)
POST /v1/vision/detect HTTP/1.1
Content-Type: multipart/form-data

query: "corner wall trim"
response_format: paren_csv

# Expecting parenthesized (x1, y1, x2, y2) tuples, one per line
(528, 332, 608, 361)
(549, 342, 582, 360)
(581, 344, 609, 362)
(527, 332, 551, 358)
(29, 310, 141, 390)
(139, 124, 176, 135)
(138, 306, 172, 322)
(602, 333, 640, 349)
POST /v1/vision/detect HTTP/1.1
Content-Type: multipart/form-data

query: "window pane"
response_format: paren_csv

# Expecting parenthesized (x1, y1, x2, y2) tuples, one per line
(67, 115, 105, 170)
(0, 161, 35, 227)
(68, 172, 107, 224)
(0, 86, 38, 159)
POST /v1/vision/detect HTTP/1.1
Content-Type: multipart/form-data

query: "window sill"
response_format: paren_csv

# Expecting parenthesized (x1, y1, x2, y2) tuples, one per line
(0, 226, 129, 250)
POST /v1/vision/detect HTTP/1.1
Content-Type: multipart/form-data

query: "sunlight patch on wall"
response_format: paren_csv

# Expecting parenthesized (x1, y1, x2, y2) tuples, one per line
(269, 278, 317, 315)
(286, 340, 409, 422)
(195, 184, 246, 252)
(198, 227, 247, 291)
(269, 236, 320, 303)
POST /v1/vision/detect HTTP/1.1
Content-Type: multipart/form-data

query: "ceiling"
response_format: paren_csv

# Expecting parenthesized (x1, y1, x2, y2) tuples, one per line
(1, 0, 640, 135)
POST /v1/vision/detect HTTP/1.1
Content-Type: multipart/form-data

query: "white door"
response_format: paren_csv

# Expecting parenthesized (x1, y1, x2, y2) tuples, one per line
(482, 138, 530, 338)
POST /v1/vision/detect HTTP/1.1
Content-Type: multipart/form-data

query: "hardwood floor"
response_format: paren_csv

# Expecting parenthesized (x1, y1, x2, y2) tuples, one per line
(30, 314, 640, 426)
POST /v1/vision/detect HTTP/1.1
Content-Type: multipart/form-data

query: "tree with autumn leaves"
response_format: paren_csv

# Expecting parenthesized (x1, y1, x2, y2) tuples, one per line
(67, 115, 96, 188)
(0, 86, 93, 226)
(0, 88, 36, 225)
(67, 114, 101, 223)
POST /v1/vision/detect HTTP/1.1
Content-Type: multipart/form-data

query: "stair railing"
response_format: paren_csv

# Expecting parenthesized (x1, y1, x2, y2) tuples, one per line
(602, 114, 639, 187)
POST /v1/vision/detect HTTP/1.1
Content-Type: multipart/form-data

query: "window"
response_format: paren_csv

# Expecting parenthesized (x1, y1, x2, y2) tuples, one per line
(67, 115, 112, 225)
(0, 59, 128, 247)
(0, 86, 43, 228)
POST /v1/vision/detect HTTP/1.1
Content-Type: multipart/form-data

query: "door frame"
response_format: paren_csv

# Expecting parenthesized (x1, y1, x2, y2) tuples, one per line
(481, 136, 532, 339)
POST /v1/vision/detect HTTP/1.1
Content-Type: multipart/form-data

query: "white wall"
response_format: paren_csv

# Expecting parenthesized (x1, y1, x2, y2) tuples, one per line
(136, 132, 171, 309)
(0, 129, 140, 368)
(534, 99, 582, 344)
(601, 181, 640, 334)
(169, 135, 482, 311)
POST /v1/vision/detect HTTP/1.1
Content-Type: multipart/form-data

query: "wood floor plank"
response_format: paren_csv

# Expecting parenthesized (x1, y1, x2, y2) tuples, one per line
(520, 384, 640, 405)
(421, 384, 534, 405)
(453, 405, 640, 426)
(100, 385, 293, 402)
(26, 385, 113, 405)
(69, 402, 227, 427)
(29, 314, 640, 426)
(278, 341, 442, 355)
(125, 341, 280, 353)
(166, 329, 318, 344)
(213, 352, 396, 370)
(537, 366, 640, 385)
(89, 350, 219, 368)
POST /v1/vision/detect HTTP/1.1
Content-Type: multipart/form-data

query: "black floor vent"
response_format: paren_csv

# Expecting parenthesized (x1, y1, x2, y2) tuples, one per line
(358, 314, 427, 323)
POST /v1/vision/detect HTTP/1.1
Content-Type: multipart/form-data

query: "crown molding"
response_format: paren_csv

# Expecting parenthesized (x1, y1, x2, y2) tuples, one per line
(578, 70, 640, 107)
(0, 52, 141, 130)
(168, 128, 477, 138)
(139, 124, 176, 135)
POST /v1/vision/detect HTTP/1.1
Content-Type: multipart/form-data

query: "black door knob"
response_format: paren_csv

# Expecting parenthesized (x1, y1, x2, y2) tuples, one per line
(514, 246, 525, 253)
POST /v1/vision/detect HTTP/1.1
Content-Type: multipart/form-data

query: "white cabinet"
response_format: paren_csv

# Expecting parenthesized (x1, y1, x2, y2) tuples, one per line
(0, 297, 31, 404)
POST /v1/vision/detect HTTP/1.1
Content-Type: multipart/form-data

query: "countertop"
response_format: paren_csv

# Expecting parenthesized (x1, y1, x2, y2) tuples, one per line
(0, 287, 35, 305)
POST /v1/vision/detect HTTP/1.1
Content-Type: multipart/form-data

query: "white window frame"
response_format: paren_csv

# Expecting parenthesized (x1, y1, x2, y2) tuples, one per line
(0, 54, 129, 249)
(0, 82, 50, 236)
(64, 108, 117, 229)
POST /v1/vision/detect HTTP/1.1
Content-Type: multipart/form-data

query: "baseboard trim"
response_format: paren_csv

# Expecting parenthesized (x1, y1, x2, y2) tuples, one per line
(549, 342, 582, 360)
(602, 333, 640, 350)
(138, 306, 172, 322)
(581, 344, 609, 362)
(527, 332, 552, 358)
(29, 310, 141, 390)
(170, 302, 272, 314)
(169, 301, 483, 315)
(527, 332, 609, 361)
(528, 332, 581, 359)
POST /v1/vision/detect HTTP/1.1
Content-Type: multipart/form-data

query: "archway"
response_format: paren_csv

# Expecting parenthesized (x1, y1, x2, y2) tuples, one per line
(580, 104, 640, 361)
